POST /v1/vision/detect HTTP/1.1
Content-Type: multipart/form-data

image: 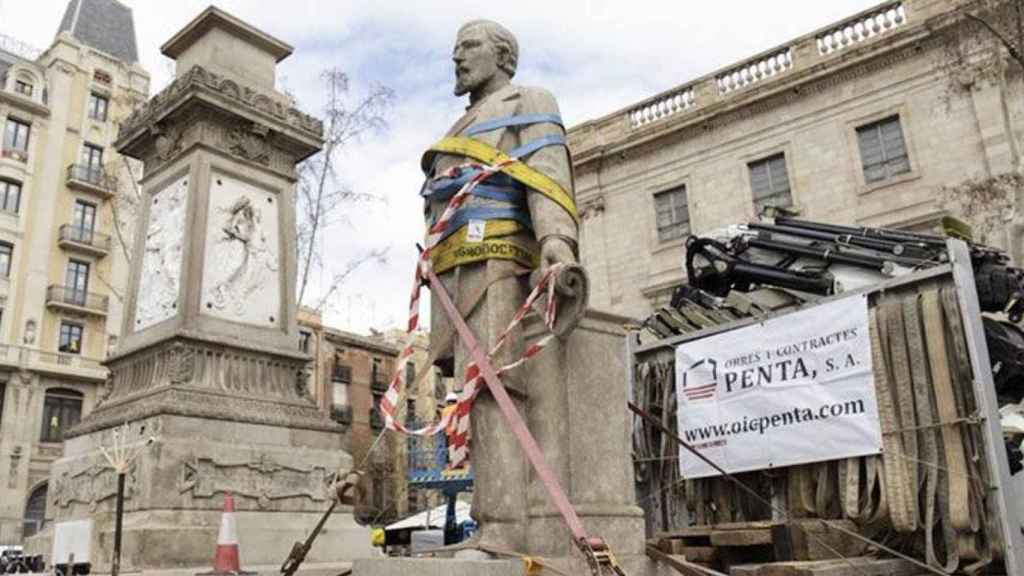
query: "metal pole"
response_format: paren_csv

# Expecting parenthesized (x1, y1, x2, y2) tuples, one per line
(112, 471, 125, 576)
(948, 239, 1024, 576)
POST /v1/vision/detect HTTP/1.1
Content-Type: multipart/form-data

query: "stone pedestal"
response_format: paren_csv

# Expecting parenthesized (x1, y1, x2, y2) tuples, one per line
(36, 7, 372, 572)
(523, 309, 646, 560)
(45, 410, 372, 572)
(354, 310, 660, 574)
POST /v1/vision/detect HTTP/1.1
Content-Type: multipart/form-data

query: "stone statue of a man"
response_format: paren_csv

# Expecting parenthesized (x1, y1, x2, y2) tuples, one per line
(419, 20, 579, 551)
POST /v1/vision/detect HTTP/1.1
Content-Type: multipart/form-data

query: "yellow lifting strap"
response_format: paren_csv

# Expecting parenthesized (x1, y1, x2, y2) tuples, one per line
(426, 136, 580, 224)
(430, 220, 539, 275)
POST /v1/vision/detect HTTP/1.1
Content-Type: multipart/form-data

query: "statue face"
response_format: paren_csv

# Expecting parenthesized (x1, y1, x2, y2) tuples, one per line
(452, 25, 499, 97)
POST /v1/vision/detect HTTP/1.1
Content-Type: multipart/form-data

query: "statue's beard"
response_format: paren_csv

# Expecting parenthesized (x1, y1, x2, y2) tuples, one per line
(454, 69, 486, 97)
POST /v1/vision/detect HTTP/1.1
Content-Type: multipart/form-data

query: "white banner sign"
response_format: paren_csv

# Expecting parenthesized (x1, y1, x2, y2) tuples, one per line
(675, 295, 882, 478)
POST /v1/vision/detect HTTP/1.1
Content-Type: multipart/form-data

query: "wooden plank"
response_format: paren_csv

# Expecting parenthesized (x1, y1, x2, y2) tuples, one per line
(662, 520, 781, 538)
(648, 545, 730, 576)
(730, 557, 917, 576)
(787, 520, 866, 561)
(771, 523, 794, 562)
(683, 546, 718, 563)
(711, 529, 773, 547)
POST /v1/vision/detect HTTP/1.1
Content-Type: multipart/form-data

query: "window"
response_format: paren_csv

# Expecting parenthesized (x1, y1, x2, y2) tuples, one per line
(332, 380, 349, 407)
(59, 322, 84, 354)
(87, 93, 109, 121)
(81, 143, 103, 170)
(857, 115, 910, 184)
(14, 80, 33, 97)
(65, 260, 90, 305)
(405, 362, 415, 387)
(3, 118, 30, 154)
(0, 180, 20, 213)
(0, 243, 11, 277)
(23, 483, 47, 538)
(371, 357, 383, 387)
(370, 392, 384, 430)
(40, 388, 83, 442)
(406, 398, 416, 423)
(72, 200, 97, 243)
(299, 330, 312, 353)
(653, 186, 691, 243)
(749, 153, 792, 214)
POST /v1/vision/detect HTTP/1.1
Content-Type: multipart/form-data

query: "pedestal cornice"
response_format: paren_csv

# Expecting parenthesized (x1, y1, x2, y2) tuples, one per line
(114, 64, 323, 167)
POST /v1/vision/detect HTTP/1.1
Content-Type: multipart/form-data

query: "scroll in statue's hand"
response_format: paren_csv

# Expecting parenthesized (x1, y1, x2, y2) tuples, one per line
(537, 236, 577, 294)
(533, 236, 589, 338)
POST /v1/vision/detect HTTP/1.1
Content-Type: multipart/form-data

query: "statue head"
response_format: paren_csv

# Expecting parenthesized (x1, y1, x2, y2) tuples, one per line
(453, 20, 518, 100)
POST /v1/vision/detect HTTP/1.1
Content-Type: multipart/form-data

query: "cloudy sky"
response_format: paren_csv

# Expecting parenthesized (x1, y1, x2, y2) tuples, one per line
(1, 0, 879, 333)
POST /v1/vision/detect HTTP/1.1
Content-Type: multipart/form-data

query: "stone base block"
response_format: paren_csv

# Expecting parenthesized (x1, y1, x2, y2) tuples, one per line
(527, 503, 647, 558)
(113, 510, 374, 571)
(353, 558, 523, 575)
(46, 414, 370, 571)
(352, 555, 677, 575)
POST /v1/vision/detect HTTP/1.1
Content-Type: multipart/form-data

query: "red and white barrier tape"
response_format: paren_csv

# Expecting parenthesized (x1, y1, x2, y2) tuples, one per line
(378, 159, 563, 468)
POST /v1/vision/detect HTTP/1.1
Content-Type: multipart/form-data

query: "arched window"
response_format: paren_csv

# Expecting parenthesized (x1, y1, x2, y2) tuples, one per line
(23, 482, 47, 538)
(40, 388, 83, 442)
(13, 73, 34, 98)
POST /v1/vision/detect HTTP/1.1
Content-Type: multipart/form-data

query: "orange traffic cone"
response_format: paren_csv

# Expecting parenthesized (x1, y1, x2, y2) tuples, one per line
(198, 492, 254, 575)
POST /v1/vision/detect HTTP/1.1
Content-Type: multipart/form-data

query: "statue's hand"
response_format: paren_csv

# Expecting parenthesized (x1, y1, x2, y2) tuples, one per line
(537, 235, 577, 296)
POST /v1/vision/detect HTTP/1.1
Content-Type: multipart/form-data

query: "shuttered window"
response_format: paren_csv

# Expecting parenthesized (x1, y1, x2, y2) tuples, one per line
(654, 186, 690, 243)
(857, 115, 910, 184)
(749, 153, 792, 214)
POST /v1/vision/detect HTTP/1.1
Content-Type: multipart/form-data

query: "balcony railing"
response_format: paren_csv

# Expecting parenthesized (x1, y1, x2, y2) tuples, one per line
(58, 225, 111, 255)
(45, 284, 109, 316)
(0, 148, 27, 163)
(0, 345, 105, 381)
(31, 348, 104, 372)
(66, 164, 113, 197)
(332, 363, 352, 383)
(569, 0, 925, 155)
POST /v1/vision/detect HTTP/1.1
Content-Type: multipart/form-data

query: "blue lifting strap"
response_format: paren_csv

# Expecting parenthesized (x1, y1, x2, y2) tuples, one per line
(429, 183, 527, 204)
(423, 169, 521, 197)
(436, 206, 533, 243)
(509, 133, 567, 159)
(464, 113, 563, 136)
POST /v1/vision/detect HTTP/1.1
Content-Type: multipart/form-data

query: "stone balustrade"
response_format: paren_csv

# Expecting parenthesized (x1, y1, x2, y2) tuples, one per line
(572, 0, 926, 149)
(717, 47, 794, 95)
(0, 343, 106, 378)
(817, 2, 907, 56)
(628, 85, 696, 129)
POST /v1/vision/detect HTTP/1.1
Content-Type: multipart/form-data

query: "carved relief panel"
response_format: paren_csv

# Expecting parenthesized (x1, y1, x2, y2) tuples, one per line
(201, 173, 281, 326)
(135, 175, 189, 330)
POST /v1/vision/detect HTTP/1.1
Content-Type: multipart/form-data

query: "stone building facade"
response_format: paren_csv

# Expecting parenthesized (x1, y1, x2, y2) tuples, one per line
(297, 309, 411, 525)
(0, 0, 148, 544)
(567, 0, 1021, 320)
(374, 329, 456, 516)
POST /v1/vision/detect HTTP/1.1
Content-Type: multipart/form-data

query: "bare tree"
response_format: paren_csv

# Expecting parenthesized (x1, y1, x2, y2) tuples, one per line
(296, 68, 395, 312)
(93, 89, 146, 304)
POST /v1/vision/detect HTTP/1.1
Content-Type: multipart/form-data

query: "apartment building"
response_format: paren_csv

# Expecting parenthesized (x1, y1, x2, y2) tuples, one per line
(298, 308, 410, 524)
(0, 0, 149, 543)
